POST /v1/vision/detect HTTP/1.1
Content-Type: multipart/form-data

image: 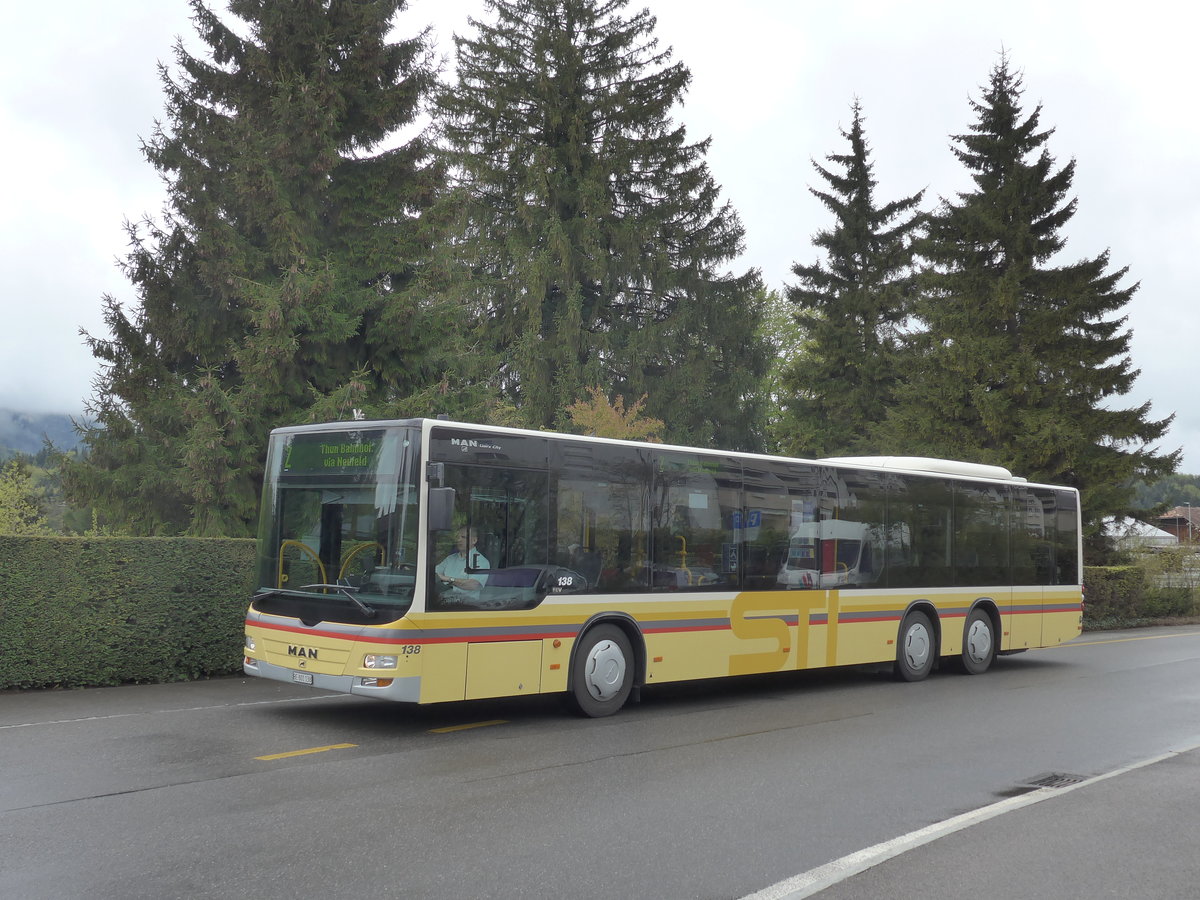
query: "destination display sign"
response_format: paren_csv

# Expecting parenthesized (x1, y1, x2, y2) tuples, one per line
(280, 429, 388, 476)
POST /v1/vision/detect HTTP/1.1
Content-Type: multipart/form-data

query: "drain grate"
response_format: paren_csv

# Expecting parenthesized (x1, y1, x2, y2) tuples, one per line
(1022, 772, 1087, 789)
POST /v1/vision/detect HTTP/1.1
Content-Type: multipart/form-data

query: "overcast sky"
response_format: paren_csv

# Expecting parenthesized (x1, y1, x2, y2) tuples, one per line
(2, 0, 1196, 471)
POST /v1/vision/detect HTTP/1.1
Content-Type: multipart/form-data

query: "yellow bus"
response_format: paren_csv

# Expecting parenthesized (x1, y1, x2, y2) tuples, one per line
(243, 419, 1083, 716)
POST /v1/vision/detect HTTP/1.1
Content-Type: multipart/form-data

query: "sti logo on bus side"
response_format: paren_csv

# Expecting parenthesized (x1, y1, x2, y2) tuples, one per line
(288, 646, 318, 659)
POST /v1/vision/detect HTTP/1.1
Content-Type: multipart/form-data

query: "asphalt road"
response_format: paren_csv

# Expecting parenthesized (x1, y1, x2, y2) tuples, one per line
(786, 743, 1200, 900)
(3, 626, 1199, 899)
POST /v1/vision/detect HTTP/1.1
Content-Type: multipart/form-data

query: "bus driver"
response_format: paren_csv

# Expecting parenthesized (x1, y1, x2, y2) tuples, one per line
(436, 527, 490, 600)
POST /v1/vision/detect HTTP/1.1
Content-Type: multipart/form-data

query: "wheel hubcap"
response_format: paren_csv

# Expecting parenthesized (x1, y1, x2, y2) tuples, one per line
(966, 618, 992, 663)
(904, 623, 931, 670)
(584, 639, 626, 701)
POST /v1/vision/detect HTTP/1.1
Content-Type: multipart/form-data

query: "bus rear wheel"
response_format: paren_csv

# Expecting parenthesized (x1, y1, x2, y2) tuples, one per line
(894, 610, 935, 682)
(567, 624, 634, 717)
(959, 608, 996, 675)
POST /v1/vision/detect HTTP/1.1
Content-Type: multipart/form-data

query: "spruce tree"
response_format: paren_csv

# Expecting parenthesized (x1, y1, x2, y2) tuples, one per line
(436, 0, 767, 450)
(756, 287, 804, 450)
(777, 101, 924, 458)
(68, 0, 442, 536)
(887, 55, 1178, 532)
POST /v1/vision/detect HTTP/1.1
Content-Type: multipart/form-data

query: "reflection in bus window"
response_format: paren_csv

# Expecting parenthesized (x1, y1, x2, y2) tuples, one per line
(824, 470, 887, 589)
(650, 454, 740, 591)
(1012, 487, 1079, 586)
(552, 442, 652, 593)
(889, 476, 953, 587)
(743, 462, 830, 590)
(954, 483, 1010, 585)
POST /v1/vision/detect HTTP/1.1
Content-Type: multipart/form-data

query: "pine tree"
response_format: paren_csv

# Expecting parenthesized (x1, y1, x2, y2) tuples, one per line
(887, 55, 1178, 532)
(68, 0, 442, 536)
(436, 0, 767, 450)
(777, 101, 924, 457)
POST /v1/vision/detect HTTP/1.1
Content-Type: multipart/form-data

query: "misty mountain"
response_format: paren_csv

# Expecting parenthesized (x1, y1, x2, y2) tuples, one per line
(0, 409, 86, 458)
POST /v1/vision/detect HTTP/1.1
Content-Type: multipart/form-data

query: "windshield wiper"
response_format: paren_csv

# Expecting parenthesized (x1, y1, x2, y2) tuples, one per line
(300, 583, 377, 618)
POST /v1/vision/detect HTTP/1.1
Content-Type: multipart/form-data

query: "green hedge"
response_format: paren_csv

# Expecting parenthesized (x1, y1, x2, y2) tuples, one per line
(1083, 564, 1198, 628)
(2, 539, 1193, 689)
(0, 535, 255, 690)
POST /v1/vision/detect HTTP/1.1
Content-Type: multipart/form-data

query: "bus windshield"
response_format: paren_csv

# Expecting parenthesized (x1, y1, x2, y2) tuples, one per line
(252, 425, 421, 624)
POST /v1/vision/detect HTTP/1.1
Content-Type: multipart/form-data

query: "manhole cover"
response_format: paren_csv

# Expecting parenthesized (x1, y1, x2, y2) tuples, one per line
(1022, 772, 1087, 789)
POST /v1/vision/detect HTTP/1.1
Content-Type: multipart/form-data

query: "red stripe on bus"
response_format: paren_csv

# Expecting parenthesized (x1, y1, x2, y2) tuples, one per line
(410, 631, 579, 644)
(248, 617, 578, 645)
(247, 604, 1081, 646)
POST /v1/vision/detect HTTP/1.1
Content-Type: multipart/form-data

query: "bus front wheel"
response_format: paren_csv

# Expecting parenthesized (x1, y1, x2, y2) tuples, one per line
(567, 624, 634, 717)
(895, 610, 935, 682)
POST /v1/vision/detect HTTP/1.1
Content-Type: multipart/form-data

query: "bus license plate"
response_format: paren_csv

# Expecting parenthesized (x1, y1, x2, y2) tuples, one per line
(291, 671, 314, 685)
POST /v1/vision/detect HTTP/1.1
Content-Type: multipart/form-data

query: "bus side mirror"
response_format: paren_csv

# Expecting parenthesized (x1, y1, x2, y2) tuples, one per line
(428, 487, 456, 532)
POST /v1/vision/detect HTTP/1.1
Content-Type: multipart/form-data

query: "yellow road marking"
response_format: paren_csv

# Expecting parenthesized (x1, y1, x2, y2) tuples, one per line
(255, 742, 357, 761)
(1049, 630, 1200, 648)
(429, 719, 508, 734)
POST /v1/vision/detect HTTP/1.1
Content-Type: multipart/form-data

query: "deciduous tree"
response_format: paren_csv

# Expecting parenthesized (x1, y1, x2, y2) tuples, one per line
(565, 386, 664, 442)
(0, 460, 48, 535)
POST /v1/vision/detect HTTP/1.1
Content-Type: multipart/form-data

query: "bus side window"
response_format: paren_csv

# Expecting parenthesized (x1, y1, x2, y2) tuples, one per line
(649, 452, 740, 591)
(551, 442, 652, 594)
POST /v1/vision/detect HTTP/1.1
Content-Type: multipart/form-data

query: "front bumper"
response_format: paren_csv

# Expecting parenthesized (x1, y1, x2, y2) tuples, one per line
(244, 656, 422, 702)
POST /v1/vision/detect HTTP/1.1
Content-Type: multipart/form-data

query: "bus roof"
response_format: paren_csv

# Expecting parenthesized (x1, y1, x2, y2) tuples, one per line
(268, 418, 1051, 489)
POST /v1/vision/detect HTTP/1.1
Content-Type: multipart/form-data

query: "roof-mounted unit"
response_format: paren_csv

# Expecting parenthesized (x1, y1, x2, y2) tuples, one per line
(820, 455, 1024, 482)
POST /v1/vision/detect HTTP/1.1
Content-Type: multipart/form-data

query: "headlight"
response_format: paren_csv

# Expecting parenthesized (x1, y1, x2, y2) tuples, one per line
(245, 634, 256, 651)
(363, 654, 397, 669)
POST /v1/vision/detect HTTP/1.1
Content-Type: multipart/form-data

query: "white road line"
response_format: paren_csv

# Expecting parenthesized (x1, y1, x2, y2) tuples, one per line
(741, 737, 1200, 900)
(0, 693, 341, 730)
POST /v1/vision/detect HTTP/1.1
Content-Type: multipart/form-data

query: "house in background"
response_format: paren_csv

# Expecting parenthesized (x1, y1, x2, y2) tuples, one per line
(1157, 506, 1200, 544)
(1106, 517, 1178, 552)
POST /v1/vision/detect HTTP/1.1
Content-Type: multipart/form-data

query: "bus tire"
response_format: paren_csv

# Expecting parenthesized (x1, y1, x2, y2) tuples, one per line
(894, 609, 935, 682)
(959, 607, 996, 675)
(567, 624, 634, 717)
